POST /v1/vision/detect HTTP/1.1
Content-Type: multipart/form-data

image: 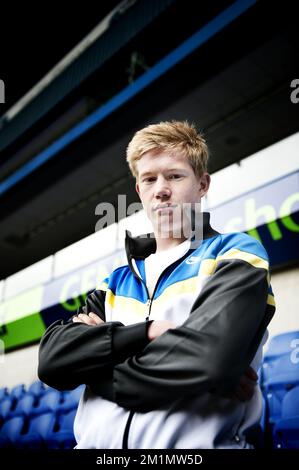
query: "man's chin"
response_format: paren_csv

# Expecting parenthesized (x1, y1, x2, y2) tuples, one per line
(154, 223, 190, 239)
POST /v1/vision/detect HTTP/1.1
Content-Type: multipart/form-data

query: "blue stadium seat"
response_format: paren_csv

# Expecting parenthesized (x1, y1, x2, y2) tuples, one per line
(273, 386, 299, 449)
(261, 359, 278, 386)
(46, 409, 77, 449)
(280, 385, 299, 418)
(30, 390, 62, 416)
(10, 384, 26, 401)
(0, 387, 9, 402)
(257, 366, 263, 387)
(273, 419, 299, 449)
(0, 397, 15, 422)
(262, 332, 299, 387)
(8, 394, 36, 419)
(263, 355, 299, 425)
(17, 412, 56, 449)
(264, 331, 299, 362)
(27, 380, 48, 398)
(0, 416, 25, 448)
(58, 385, 84, 413)
(264, 354, 299, 390)
(260, 394, 267, 434)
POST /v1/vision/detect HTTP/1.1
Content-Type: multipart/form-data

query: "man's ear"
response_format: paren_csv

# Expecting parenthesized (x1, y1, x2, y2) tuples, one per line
(135, 181, 140, 197)
(199, 172, 211, 198)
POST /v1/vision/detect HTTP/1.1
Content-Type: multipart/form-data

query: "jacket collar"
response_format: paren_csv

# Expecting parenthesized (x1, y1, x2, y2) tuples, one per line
(125, 211, 219, 261)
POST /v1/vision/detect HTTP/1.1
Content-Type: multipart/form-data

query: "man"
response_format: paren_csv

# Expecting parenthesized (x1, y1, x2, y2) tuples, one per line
(38, 120, 275, 449)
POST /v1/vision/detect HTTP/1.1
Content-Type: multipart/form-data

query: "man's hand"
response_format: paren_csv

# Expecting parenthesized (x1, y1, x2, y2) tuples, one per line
(73, 312, 104, 326)
(72, 314, 258, 403)
(147, 320, 176, 341)
(229, 366, 258, 402)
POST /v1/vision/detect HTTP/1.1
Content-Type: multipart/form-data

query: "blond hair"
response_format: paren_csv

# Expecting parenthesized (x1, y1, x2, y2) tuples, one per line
(126, 120, 209, 179)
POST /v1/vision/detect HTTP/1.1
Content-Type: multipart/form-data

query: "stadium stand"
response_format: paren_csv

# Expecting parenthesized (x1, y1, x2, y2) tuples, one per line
(0, 416, 25, 448)
(259, 332, 299, 449)
(273, 386, 299, 449)
(0, 388, 9, 401)
(263, 331, 299, 363)
(27, 380, 48, 398)
(0, 396, 15, 423)
(0, 381, 82, 448)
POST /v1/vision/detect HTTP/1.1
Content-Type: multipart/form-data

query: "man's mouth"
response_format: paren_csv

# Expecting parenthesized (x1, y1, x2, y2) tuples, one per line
(153, 203, 177, 212)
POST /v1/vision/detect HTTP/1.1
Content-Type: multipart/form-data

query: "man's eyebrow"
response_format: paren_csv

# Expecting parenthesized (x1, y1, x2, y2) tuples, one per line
(166, 168, 186, 173)
(139, 171, 156, 178)
(140, 168, 185, 178)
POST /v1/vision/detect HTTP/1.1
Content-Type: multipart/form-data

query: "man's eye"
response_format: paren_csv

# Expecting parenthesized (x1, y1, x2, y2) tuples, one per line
(169, 174, 182, 179)
(144, 177, 156, 183)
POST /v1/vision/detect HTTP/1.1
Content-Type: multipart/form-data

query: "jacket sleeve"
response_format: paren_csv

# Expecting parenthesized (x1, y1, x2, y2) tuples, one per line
(38, 283, 153, 391)
(94, 233, 276, 411)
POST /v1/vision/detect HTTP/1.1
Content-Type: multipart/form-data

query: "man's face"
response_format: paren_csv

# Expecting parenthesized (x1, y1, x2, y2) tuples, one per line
(135, 149, 210, 238)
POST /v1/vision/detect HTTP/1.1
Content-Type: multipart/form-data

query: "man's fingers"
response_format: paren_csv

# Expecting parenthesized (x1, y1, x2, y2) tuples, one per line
(245, 366, 258, 382)
(88, 312, 104, 324)
(73, 316, 83, 323)
(74, 314, 97, 326)
(238, 376, 256, 400)
(230, 369, 258, 403)
(72, 313, 104, 326)
(147, 320, 176, 341)
(233, 386, 249, 402)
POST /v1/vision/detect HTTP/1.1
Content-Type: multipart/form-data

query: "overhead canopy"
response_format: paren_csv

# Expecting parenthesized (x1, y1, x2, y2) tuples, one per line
(0, 0, 298, 278)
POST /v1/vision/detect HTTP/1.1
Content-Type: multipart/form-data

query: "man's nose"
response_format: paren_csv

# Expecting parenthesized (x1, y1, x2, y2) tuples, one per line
(154, 177, 171, 199)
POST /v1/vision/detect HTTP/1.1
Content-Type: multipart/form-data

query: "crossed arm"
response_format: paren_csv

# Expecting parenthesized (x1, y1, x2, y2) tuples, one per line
(74, 311, 258, 402)
(39, 256, 274, 412)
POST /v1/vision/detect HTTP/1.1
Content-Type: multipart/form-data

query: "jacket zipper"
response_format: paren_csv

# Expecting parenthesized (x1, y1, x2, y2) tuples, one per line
(122, 248, 192, 449)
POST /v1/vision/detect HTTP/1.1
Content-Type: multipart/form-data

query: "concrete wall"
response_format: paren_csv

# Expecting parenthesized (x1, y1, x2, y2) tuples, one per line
(266, 265, 299, 342)
(0, 343, 39, 388)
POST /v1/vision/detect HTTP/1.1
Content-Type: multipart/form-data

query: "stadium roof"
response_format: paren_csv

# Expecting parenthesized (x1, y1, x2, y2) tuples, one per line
(0, 0, 298, 278)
